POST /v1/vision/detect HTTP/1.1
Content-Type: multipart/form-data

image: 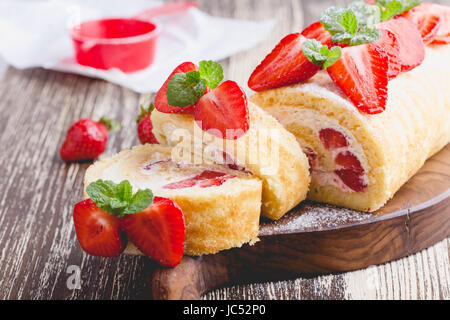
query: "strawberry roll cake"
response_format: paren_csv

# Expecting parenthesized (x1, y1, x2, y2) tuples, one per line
(84, 144, 262, 255)
(150, 61, 310, 221)
(249, 2, 450, 212)
(151, 101, 310, 220)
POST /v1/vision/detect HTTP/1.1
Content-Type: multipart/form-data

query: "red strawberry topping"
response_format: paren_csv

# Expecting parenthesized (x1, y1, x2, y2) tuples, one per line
(327, 43, 389, 114)
(374, 29, 402, 80)
(136, 104, 158, 145)
(334, 151, 363, 171)
(301, 21, 333, 46)
(163, 170, 235, 189)
(73, 199, 125, 257)
(334, 151, 367, 192)
(428, 4, 450, 44)
(194, 80, 249, 140)
(154, 62, 199, 114)
(248, 33, 320, 91)
(377, 17, 425, 72)
(402, 3, 441, 45)
(319, 128, 349, 150)
(120, 197, 185, 267)
(335, 168, 368, 192)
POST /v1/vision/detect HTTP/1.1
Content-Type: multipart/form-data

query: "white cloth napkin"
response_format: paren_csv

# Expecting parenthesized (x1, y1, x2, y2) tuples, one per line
(0, 0, 274, 93)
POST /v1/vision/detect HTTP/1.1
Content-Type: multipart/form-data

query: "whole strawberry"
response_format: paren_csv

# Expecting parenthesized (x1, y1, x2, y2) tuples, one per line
(137, 103, 158, 145)
(60, 117, 121, 162)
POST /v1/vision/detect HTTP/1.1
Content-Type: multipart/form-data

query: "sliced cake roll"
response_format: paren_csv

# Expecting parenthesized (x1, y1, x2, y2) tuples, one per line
(251, 45, 450, 212)
(84, 144, 262, 255)
(151, 101, 311, 220)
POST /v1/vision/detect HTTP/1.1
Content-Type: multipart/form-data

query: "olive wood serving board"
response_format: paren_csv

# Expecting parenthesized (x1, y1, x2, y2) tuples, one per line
(151, 145, 450, 300)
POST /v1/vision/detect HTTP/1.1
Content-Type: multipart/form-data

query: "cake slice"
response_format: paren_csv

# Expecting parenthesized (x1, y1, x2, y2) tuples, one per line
(251, 44, 450, 212)
(151, 101, 311, 220)
(84, 144, 262, 255)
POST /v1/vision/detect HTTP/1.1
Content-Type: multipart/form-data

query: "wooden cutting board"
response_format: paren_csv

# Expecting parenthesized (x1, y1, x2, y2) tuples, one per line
(151, 145, 450, 300)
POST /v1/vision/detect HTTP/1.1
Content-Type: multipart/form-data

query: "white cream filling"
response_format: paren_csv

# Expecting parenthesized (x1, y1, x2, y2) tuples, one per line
(101, 152, 242, 192)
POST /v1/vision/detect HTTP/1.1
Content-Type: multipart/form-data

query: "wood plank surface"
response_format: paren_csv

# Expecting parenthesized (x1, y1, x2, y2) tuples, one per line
(0, 0, 448, 300)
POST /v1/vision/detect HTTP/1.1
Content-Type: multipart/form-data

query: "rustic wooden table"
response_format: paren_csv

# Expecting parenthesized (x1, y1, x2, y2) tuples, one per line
(0, 0, 449, 300)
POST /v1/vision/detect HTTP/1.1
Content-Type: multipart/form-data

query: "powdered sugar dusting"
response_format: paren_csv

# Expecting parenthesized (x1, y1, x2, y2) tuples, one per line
(259, 202, 373, 236)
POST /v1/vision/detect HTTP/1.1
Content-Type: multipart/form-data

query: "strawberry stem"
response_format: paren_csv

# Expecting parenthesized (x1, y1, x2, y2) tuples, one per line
(136, 102, 155, 123)
(99, 116, 122, 131)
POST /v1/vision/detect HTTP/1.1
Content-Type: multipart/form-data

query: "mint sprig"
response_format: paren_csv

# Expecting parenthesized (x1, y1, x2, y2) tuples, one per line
(166, 60, 224, 108)
(376, 0, 421, 21)
(198, 60, 224, 89)
(320, 2, 381, 46)
(86, 179, 153, 217)
(302, 39, 342, 70)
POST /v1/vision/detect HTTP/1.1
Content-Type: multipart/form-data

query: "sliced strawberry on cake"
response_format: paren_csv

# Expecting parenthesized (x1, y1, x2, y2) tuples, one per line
(194, 80, 249, 140)
(154, 62, 201, 114)
(377, 17, 425, 72)
(121, 197, 185, 267)
(84, 144, 262, 255)
(327, 43, 389, 114)
(301, 21, 333, 46)
(248, 33, 320, 91)
(401, 2, 441, 45)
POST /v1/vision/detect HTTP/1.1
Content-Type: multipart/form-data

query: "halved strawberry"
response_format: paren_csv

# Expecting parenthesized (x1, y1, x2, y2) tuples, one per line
(301, 21, 333, 46)
(121, 197, 185, 267)
(377, 17, 425, 72)
(163, 170, 235, 189)
(374, 29, 402, 80)
(402, 3, 441, 45)
(248, 33, 321, 91)
(319, 128, 349, 150)
(73, 199, 125, 257)
(334, 151, 363, 171)
(327, 43, 389, 114)
(335, 169, 367, 192)
(194, 80, 249, 140)
(154, 62, 199, 114)
(429, 4, 450, 44)
(334, 151, 367, 192)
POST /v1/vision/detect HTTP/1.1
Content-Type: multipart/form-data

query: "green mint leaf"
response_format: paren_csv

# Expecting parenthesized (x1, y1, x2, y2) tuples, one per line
(198, 60, 224, 89)
(348, 1, 381, 26)
(376, 0, 421, 21)
(331, 32, 355, 44)
(320, 7, 349, 35)
(115, 180, 133, 202)
(403, 0, 421, 11)
(164, 60, 224, 107)
(341, 10, 358, 35)
(320, 2, 382, 46)
(302, 39, 328, 65)
(86, 179, 154, 217)
(302, 39, 341, 70)
(86, 179, 119, 214)
(379, 0, 403, 21)
(166, 73, 207, 108)
(349, 25, 381, 45)
(123, 189, 154, 216)
(323, 46, 342, 70)
(185, 70, 201, 84)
